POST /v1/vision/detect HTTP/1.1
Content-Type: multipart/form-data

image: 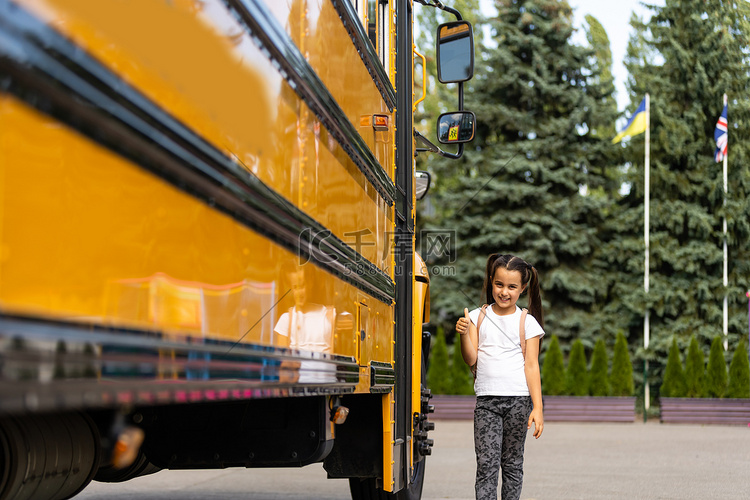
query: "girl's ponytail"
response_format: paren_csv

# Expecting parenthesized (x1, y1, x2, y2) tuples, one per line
(526, 266, 544, 329)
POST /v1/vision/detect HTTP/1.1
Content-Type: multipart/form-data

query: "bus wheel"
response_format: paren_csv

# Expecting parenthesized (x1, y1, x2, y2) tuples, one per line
(94, 449, 161, 483)
(0, 412, 99, 500)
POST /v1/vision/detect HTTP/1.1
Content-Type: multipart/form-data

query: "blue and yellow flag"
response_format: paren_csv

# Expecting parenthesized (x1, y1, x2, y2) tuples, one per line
(612, 98, 647, 144)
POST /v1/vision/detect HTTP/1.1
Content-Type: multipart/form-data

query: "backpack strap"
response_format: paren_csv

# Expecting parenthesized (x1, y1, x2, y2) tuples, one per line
(520, 308, 528, 360)
(476, 304, 489, 337)
(470, 304, 489, 379)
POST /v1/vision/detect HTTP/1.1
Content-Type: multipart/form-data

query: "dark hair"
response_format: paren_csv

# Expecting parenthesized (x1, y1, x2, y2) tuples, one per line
(483, 253, 544, 329)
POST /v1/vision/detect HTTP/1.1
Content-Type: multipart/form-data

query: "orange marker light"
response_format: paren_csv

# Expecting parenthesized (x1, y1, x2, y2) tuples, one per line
(111, 426, 145, 469)
(372, 115, 389, 131)
(331, 405, 350, 425)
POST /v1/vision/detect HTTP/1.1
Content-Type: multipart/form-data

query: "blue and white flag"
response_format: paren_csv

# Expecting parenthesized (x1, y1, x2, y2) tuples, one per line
(714, 104, 728, 162)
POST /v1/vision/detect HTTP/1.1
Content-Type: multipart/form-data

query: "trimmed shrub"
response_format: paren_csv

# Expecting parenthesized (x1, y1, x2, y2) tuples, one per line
(610, 332, 634, 397)
(705, 336, 727, 398)
(450, 341, 474, 395)
(726, 339, 750, 399)
(427, 327, 451, 394)
(684, 335, 705, 398)
(565, 340, 589, 396)
(542, 335, 565, 395)
(589, 339, 609, 396)
(660, 337, 686, 397)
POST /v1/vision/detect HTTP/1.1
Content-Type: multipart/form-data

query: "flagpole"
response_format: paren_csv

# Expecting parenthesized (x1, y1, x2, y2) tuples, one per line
(723, 93, 728, 350)
(644, 93, 650, 411)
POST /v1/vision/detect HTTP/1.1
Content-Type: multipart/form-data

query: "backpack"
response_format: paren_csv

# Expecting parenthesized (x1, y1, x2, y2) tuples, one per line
(470, 304, 528, 379)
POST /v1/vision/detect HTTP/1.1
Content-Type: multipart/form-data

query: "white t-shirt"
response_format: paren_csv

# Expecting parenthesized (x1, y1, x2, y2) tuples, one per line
(469, 305, 544, 396)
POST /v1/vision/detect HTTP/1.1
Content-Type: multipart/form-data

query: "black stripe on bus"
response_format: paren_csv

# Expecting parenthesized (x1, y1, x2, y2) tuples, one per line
(332, 0, 397, 112)
(0, 0, 395, 305)
(222, 0, 396, 204)
(0, 314, 360, 414)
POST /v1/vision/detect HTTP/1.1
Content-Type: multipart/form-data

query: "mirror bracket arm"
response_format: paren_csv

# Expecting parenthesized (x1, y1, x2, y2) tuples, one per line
(414, 130, 465, 159)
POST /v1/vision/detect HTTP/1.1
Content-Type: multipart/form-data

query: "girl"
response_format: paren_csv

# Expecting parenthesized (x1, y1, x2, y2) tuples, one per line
(455, 253, 544, 500)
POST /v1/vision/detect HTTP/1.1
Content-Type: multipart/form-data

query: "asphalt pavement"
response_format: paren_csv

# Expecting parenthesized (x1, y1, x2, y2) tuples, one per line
(77, 419, 750, 499)
(425, 420, 750, 499)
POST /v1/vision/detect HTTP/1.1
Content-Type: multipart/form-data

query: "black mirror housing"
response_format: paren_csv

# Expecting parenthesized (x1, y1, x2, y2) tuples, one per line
(436, 20, 474, 83)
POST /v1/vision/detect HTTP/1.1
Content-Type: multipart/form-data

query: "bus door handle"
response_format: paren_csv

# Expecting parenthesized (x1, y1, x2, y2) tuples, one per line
(413, 46, 426, 111)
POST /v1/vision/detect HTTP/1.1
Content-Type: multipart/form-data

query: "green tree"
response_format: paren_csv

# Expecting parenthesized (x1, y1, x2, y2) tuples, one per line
(542, 335, 566, 395)
(705, 336, 727, 398)
(660, 337, 686, 398)
(450, 341, 475, 395)
(427, 327, 451, 394)
(726, 339, 750, 399)
(610, 332, 634, 397)
(420, 1, 619, 352)
(613, 0, 750, 394)
(565, 340, 589, 396)
(589, 339, 609, 396)
(684, 335, 705, 398)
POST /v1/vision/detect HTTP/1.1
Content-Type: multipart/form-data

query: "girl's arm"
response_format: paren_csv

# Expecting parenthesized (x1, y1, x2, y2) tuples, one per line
(524, 336, 544, 439)
(456, 308, 478, 367)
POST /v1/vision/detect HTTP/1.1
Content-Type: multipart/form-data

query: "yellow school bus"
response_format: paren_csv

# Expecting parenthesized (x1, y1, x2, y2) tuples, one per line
(0, 0, 475, 498)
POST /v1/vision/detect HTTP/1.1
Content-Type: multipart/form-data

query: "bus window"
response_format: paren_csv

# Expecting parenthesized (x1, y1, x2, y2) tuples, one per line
(368, 0, 390, 70)
(368, 0, 377, 48)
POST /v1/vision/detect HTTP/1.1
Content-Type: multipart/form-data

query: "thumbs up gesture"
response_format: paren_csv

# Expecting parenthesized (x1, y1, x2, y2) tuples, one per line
(456, 308, 470, 336)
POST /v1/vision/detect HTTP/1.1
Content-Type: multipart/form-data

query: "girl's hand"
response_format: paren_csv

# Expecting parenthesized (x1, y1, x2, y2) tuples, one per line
(528, 408, 544, 439)
(456, 308, 470, 335)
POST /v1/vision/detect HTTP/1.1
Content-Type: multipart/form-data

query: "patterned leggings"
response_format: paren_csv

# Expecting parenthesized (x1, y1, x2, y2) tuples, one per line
(474, 396, 532, 500)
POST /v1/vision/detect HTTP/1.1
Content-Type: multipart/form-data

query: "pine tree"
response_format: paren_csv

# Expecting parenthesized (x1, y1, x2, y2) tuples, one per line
(684, 335, 705, 398)
(565, 340, 589, 396)
(421, 1, 619, 348)
(450, 341, 475, 395)
(705, 336, 727, 398)
(610, 332, 634, 397)
(726, 339, 750, 399)
(615, 0, 750, 394)
(427, 327, 451, 394)
(589, 339, 609, 396)
(541, 335, 566, 395)
(660, 337, 686, 398)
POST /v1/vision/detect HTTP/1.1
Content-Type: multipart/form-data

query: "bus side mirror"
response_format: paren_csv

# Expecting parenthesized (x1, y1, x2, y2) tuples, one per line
(437, 111, 476, 144)
(436, 20, 474, 83)
(415, 171, 431, 200)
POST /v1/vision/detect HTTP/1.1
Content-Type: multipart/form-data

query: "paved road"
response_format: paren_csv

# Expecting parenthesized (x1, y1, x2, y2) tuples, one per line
(77, 420, 750, 499)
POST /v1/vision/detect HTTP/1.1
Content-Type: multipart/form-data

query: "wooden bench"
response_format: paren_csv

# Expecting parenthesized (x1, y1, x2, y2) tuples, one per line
(660, 398, 750, 425)
(431, 395, 636, 422)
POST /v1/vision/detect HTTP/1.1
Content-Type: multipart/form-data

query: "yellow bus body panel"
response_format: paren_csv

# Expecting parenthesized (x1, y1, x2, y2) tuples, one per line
(17, 0, 394, 272)
(0, 95, 396, 370)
